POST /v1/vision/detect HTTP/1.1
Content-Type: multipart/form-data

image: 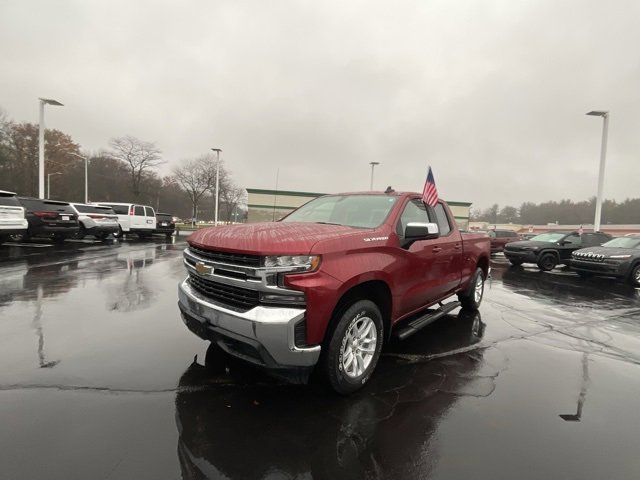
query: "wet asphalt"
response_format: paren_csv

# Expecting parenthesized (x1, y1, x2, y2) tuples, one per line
(0, 238, 639, 480)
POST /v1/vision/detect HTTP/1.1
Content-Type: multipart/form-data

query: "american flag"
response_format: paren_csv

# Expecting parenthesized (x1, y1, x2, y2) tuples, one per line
(422, 167, 439, 207)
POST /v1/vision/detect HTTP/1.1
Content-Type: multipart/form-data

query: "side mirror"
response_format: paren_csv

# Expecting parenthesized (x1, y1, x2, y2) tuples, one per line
(405, 222, 439, 240)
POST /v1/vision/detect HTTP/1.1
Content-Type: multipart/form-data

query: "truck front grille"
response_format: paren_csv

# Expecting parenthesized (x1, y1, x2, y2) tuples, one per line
(188, 246, 261, 267)
(189, 275, 260, 312)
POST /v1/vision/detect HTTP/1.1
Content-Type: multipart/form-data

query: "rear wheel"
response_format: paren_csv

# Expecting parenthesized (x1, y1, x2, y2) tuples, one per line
(629, 264, 640, 287)
(321, 299, 384, 395)
(537, 253, 557, 271)
(458, 267, 485, 310)
(75, 225, 86, 240)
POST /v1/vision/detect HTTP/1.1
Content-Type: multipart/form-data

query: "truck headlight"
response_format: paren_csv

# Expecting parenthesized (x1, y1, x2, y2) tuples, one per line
(264, 255, 321, 272)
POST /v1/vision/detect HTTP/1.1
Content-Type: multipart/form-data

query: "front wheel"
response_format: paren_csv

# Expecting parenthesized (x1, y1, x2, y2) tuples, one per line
(629, 264, 640, 287)
(321, 299, 384, 395)
(537, 253, 557, 271)
(458, 267, 485, 310)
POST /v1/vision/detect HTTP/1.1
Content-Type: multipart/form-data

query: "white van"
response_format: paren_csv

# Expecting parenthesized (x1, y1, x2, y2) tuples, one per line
(94, 202, 157, 238)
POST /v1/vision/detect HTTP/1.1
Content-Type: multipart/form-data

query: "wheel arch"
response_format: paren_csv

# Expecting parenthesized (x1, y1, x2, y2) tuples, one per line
(325, 280, 393, 344)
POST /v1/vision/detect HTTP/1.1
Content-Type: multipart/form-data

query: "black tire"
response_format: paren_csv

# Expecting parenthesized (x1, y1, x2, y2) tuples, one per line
(75, 225, 86, 240)
(320, 299, 384, 395)
(96, 232, 111, 241)
(508, 258, 523, 266)
(204, 342, 229, 374)
(629, 264, 640, 287)
(113, 227, 123, 239)
(52, 234, 67, 244)
(457, 267, 485, 310)
(165, 233, 173, 240)
(0, 235, 6, 245)
(537, 253, 557, 271)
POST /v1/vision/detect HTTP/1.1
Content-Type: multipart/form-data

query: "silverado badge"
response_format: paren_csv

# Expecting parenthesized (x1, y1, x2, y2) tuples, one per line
(195, 262, 213, 275)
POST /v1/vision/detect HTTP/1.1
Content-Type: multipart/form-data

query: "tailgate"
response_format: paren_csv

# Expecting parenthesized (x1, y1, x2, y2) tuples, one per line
(0, 205, 25, 223)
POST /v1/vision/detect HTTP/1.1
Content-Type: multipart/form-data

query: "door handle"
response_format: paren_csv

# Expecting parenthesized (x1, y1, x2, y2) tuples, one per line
(432, 246, 442, 253)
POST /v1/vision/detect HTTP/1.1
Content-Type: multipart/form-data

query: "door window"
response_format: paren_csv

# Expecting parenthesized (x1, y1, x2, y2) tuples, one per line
(563, 234, 581, 246)
(397, 199, 431, 236)
(144, 206, 155, 217)
(134, 206, 145, 216)
(433, 203, 452, 236)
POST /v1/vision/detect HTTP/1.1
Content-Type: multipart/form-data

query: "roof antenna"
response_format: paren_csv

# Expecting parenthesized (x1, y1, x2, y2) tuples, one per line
(384, 186, 394, 194)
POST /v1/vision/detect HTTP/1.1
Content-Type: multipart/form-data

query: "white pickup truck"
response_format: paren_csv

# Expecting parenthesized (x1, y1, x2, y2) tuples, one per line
(94, 202, 157, 239)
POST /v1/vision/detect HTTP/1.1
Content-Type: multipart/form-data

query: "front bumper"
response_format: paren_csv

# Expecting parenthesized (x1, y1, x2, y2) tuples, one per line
(504, 250, 538, 262)
(178, 278, 321, 369)
(570, 259, 629, 277)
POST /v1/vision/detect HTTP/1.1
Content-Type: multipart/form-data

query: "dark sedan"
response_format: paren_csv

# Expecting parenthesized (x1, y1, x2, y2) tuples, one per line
(570, 235, 640, 286)
(504, 231, 611, 271)
(154, 212, 176, 239)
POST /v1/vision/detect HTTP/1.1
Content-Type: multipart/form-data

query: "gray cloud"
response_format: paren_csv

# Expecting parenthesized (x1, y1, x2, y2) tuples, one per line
(1, 0, 639, 208)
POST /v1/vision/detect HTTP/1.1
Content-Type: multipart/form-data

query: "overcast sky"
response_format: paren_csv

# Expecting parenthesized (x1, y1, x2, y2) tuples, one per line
(1, 0, 639, 209)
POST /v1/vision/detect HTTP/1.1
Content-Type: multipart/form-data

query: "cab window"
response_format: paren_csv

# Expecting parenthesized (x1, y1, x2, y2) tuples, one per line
(397, 199, 431, 236)
(433, 203, 451, 236)
(134, 206, 145, 216)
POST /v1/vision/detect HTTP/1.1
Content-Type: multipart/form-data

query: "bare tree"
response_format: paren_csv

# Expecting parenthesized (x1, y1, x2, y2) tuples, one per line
(172, 155, 217, 223)
(221, 185, 246, 222)
(108, 135, 163, 198)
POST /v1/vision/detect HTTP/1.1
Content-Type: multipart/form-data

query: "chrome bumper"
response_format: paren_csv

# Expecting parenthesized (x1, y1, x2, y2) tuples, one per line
(178, 278, 321, 368)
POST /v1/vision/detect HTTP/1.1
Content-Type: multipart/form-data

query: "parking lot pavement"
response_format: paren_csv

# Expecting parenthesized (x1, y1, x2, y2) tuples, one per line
(0, 246, 639, 480)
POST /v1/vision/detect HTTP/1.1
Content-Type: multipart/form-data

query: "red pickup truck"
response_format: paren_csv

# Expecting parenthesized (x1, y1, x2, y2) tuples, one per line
(178, 192, 490, 393)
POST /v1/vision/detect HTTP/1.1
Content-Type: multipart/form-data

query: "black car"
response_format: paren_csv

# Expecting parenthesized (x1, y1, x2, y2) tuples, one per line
(154, 212, 175, 239)
(17, 197, 79, 243)
(570, 235, 640, 286)
(503, 231, 612, 271)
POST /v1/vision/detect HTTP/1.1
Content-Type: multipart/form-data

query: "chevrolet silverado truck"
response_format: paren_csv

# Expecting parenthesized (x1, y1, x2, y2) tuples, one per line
(178, 192, 490, 394)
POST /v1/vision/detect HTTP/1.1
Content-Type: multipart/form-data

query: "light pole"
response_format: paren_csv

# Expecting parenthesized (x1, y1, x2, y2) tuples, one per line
(47, 172, 62, 199)
(369, 161, 380, 190)
(69, 152, 89, 203)
(586, 110, 609, 232)
(211, 148, 222, 225)
(38, 98, 64, 199)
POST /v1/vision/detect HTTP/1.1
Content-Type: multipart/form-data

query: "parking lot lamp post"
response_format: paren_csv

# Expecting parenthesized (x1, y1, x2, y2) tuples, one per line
(369, 161, 380, 190)
(69, 152, 89, 203)
(47, 172, 62, 199)
(211, 148, 222, 225)
(586, 110, 609, 232)
(38, 98, 64, 199)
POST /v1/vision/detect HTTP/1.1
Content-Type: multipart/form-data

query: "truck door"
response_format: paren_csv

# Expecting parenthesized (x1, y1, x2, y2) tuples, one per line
(395, 199, 444, 316)
(429, 202, 464, 297)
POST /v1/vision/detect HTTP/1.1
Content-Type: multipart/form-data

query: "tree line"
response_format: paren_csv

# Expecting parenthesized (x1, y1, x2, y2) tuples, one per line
(473, 198, 640, 225)
(0, 107, 245, 222)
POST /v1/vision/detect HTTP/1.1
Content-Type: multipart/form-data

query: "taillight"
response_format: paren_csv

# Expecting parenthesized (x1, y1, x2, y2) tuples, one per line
(129, 206, 134, 215)
(33, 211, 58, 219)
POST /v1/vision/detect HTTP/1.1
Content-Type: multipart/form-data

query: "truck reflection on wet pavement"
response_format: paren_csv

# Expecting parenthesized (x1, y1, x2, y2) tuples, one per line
(0, 243, 639, 479)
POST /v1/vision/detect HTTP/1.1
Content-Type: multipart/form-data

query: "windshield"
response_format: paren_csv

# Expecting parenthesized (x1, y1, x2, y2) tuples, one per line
(530, 232, 567, 243)
(602, 237, 640, 249)
(281, 195, 398, 228)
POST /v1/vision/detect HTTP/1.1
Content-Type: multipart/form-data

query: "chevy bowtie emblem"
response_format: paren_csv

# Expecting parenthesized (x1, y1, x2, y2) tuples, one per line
(195, 262, 213, 275)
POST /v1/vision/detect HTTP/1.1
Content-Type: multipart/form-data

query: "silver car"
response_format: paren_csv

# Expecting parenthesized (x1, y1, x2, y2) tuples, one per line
(70, 203, 120, 240)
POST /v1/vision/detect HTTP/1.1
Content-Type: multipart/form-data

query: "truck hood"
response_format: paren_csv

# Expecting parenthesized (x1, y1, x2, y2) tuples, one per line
(504, 240, 555, 250)
(187, 222, 359, 255)
(573, 246, 639, 258)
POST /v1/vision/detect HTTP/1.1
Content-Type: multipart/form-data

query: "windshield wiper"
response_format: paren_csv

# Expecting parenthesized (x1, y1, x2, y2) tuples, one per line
(314, 221, 342, 226)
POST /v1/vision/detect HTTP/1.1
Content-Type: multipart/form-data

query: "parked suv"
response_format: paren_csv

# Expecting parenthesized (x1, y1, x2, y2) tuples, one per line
(488, 229, 520, 253)
(179, 192, 490, 394)
(70, 203, 120, 240)
(94, 202, 157, 238)
(0, 190, 28, 244)
(570, 235, 640, 286)
(17, 197, 79, 243)
(504, 231, 612, 271)
(154, 212, 176, 239)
